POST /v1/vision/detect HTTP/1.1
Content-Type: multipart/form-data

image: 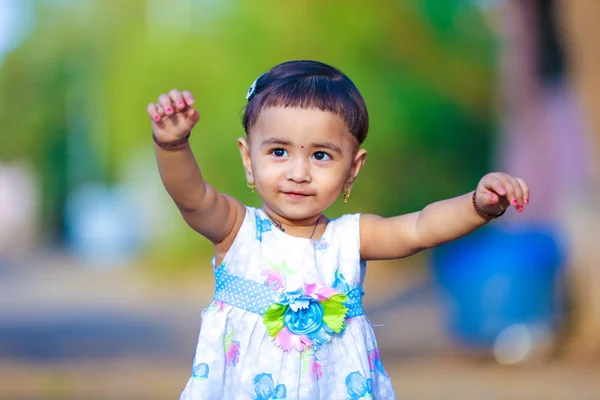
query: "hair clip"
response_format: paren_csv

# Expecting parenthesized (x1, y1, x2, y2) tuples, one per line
(246, 72, 266, 101)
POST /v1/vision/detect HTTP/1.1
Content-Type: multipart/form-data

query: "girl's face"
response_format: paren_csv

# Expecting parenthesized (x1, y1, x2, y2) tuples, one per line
(238, 106, 367, 223)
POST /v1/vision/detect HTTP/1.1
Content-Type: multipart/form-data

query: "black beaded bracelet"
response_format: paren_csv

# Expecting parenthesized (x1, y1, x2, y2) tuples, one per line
(152, 132, 191, 150)
(472, 190, 506, 220)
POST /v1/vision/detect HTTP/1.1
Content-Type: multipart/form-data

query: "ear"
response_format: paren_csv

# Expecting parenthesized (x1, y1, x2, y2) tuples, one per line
(343, 149, 367, 192)
(237, 137, 254, 184)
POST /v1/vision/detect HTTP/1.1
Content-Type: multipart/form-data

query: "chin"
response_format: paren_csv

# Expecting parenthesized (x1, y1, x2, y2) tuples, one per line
(269, 202, 323, 221)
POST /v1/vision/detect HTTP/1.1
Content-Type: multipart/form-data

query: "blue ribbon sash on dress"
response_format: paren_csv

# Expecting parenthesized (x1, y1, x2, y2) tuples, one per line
(213, 267, 364, 318)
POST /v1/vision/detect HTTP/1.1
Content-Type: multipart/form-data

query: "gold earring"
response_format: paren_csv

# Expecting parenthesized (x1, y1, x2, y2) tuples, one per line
(343, 190, 351, 203)
(247, 182, 256, 193)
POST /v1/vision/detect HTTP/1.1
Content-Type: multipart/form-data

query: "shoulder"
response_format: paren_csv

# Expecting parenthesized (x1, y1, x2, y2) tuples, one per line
(358, 212, 423, 260)
(243, 205, 257, 220)
(358, 214, 387, 260)
(359, 213, 383, 232)
(327, 213, 362, 245)
(213, 203, 253, 257)
(237, 205, 261, 233)
(329, 212, 361, 229)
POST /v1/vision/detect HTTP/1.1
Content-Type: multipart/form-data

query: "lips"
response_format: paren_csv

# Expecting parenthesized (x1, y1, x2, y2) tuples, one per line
(281, 191, 312, 201)
(283, 191, 310, 196)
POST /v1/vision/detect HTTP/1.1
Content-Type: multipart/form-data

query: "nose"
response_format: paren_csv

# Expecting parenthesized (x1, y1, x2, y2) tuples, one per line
(286, 157, 311, 183)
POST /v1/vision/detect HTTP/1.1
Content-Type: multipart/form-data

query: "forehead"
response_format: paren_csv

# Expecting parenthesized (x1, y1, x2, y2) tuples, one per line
(250, 107, 355, 146)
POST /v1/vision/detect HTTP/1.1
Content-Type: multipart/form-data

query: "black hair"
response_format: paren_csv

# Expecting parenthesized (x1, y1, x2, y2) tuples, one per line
(242, 60, 369, 144)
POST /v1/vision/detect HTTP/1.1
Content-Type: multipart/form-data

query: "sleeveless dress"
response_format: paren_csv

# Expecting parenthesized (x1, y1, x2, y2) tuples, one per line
(180, 207, 396, 399)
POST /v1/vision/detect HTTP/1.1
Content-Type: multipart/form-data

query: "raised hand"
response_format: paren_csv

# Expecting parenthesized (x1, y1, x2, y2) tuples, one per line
(475, 172, 530, 216)
(147, 89, 200, 144)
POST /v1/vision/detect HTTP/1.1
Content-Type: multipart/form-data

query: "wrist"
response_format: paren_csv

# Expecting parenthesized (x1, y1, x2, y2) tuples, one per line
(472, 191, 505, 221)
(153, 132, 191, 150)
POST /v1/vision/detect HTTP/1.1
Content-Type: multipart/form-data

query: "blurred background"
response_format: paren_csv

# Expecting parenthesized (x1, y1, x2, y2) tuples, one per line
(1, 0, 600, 398)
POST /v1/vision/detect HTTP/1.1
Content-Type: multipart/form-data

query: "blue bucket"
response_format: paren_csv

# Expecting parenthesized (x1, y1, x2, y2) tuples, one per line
(431, 224, 565, 349)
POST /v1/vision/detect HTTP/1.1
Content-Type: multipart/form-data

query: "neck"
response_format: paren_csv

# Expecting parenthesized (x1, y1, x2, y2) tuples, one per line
(261, 207, 325, 239)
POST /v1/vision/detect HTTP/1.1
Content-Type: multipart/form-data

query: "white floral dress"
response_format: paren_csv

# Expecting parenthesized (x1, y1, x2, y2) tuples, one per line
(180, 207, 395, 399)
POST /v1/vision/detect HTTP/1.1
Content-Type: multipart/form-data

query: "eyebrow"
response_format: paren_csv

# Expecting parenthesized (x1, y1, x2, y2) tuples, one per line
(312, 142, 343, 155)
(260, 138, 293, 147)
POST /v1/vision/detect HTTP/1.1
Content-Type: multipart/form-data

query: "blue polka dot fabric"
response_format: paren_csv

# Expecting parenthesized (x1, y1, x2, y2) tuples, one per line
(344, 287, 365, 318)
(214, 268, 279, 314)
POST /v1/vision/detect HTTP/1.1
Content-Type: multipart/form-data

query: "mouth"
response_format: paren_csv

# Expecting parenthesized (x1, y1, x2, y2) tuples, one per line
(282, 191, 311, 199)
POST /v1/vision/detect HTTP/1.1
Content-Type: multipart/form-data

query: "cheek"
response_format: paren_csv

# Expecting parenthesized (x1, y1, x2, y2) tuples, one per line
(316, 168, 347, 193)
(253, 158, 282, 184)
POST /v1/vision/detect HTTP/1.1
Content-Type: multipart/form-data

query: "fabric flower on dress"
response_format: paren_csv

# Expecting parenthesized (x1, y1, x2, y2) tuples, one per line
(262, 283, 349, 351)
(262, 269, 285, 290)
(205, 300, 228, 313)
(310, 357, 323, 382)
(331, 269, 350, 293)
(367, 347, 388, 376)
(255, 215, 273, 242)
(301, 350, 323, 382)
(345, 371, 373, 399)
(261, 260, 293, 290)
(253, 373, 287, 400)
(313, 238, 330, 250)
(223, 330, 241, 367)
(192, 362, 210, 381)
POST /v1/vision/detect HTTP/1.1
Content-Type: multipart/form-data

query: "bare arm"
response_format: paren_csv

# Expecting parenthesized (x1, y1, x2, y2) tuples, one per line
(360, 172, 530, 260)
(148, 89, 244, 244)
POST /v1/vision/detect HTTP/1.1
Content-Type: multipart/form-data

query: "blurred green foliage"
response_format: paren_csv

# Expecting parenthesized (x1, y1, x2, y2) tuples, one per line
(0, 0, 497, 267)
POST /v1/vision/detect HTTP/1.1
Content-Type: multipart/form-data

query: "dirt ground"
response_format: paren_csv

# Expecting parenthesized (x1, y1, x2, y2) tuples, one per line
(1, 255, 599, 399)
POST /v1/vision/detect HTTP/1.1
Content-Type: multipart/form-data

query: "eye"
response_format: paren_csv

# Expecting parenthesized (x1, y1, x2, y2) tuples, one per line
(312, 151, 331, 161)
(271, 148, 288, 157)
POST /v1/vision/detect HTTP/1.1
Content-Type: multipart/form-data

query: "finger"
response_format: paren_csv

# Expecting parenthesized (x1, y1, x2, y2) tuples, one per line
(509, 177, 524, 211)
(186, 107, 200, 122)
(483, 175, 507, 198)
(516, 177, 530, 205)
(479, 190, 500, 207)
(169, 89, 186, 111)
(182, 90, 195, 106)
(158, 94, 175, 115)
(180, 108, 200, 132)
(147, 103, 161, 122)
(156, 103, 165, 118)
(495, 174, 521, 206)
(478, 174, 504, 206)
